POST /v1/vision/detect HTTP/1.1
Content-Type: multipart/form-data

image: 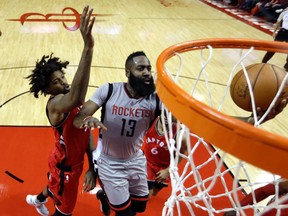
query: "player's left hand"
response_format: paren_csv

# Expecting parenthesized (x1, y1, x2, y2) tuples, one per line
(156, 168, 169, 183)
(81, 116, 107, 131)
(83, 169, 96, 192)
(248, 98, 287, 124)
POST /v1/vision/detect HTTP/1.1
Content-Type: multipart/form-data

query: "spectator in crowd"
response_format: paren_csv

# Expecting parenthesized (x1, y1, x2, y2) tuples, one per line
(254, 0, 286, 22)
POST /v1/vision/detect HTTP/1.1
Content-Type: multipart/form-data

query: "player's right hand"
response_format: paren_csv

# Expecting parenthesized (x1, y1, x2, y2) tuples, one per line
(81, 116, 107, 131)
(80, 5, 95, 48)
(248, 98, 288, 124)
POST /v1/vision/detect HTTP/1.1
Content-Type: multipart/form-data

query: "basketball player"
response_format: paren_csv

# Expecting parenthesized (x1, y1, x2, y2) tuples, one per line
(25, 5, 96, 216)
(93, 140, 111, 216)
(223, 178, 288, 216)
(262, 7, 288, 71)
(142, 115, 187, 198)
(73, 51, 161, 216)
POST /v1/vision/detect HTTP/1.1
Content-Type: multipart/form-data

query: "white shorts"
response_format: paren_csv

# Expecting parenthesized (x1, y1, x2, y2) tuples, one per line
(97, 150, 148, 206)
(92, 138, 103, 171)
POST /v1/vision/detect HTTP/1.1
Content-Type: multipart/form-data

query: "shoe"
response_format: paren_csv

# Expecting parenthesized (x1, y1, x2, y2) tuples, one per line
(26, 195, 49, 216)
(96, 189, 111, 216)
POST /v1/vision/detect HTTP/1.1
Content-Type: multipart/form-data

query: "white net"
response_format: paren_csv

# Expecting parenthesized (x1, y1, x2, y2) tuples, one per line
(156, 39, 288, 216)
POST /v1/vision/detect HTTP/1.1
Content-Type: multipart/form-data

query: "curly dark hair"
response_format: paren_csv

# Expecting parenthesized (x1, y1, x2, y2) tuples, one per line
(26, 53, 69, 98)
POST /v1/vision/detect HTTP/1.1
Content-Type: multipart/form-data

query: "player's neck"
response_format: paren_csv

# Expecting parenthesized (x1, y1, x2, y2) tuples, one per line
(126, 83, 140, 98)
(156, 118, 164, 135)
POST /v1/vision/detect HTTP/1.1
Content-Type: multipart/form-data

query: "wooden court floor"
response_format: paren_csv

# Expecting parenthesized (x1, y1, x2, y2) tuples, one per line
(1, 0, 288, 215)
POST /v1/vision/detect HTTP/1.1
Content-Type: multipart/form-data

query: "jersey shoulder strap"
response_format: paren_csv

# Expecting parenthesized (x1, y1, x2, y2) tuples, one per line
(155, 93, 161, 117)
(100, 83, 113, 123)
(106, 83, 113, 103)
(149, 93, 161, 128)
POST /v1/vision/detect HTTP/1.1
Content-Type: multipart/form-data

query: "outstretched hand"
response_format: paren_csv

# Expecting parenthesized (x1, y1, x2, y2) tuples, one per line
(80, 5, 95, 48)
(248, 98, 287, 124)
(81, 116, 108, 132)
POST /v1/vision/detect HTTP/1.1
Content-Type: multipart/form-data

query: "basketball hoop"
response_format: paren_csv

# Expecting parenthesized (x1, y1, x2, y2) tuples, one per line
(155, 38, 288, 215)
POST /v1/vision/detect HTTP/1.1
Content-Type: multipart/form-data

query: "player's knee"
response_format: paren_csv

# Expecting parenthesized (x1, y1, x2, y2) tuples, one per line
(131, 199, 147, 213)
(152, 188, 160, 196)
(115, 205, 133, 216)
(112, 198, 133, 216)
(52, 209, 71, 216)
(131, 195, 149, 213)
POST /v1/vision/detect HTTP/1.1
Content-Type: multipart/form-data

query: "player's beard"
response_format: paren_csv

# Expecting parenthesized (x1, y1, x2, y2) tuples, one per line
(129, 73, 155, 97)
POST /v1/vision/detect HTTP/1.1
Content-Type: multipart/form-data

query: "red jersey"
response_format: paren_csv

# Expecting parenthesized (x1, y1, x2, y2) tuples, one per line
(240, 183, 288, 216)
(46, 105, 90, 214)
(143, 116, 177, 168)
(49, 106, 90, 166)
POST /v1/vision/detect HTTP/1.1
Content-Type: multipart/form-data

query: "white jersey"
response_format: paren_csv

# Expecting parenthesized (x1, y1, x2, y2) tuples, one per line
(278, 9, 288, 30)
(90, 82, 161, 160)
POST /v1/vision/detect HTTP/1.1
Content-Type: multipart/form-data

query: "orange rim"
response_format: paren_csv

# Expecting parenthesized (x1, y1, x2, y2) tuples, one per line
(156, 38, 288, 179)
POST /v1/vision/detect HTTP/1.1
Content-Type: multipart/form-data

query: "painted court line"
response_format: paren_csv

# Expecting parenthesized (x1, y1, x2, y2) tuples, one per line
(201, 0, 274, 35)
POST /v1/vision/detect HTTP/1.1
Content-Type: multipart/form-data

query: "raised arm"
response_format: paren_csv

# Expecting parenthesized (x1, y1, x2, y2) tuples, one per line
(50, 6, 96, 114)
(70, 6, 95, 105)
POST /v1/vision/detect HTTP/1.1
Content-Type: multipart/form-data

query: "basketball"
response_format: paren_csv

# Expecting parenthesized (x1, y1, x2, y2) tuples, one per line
(230, 63, 288, 112)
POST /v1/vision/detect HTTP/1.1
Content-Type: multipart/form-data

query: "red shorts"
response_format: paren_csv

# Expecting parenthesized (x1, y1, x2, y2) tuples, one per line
(47, 155, 83, 214)
(147, 161, 170, 185)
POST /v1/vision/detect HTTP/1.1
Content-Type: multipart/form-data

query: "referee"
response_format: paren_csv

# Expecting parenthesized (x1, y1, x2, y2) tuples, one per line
(262, 8, 288, 71)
